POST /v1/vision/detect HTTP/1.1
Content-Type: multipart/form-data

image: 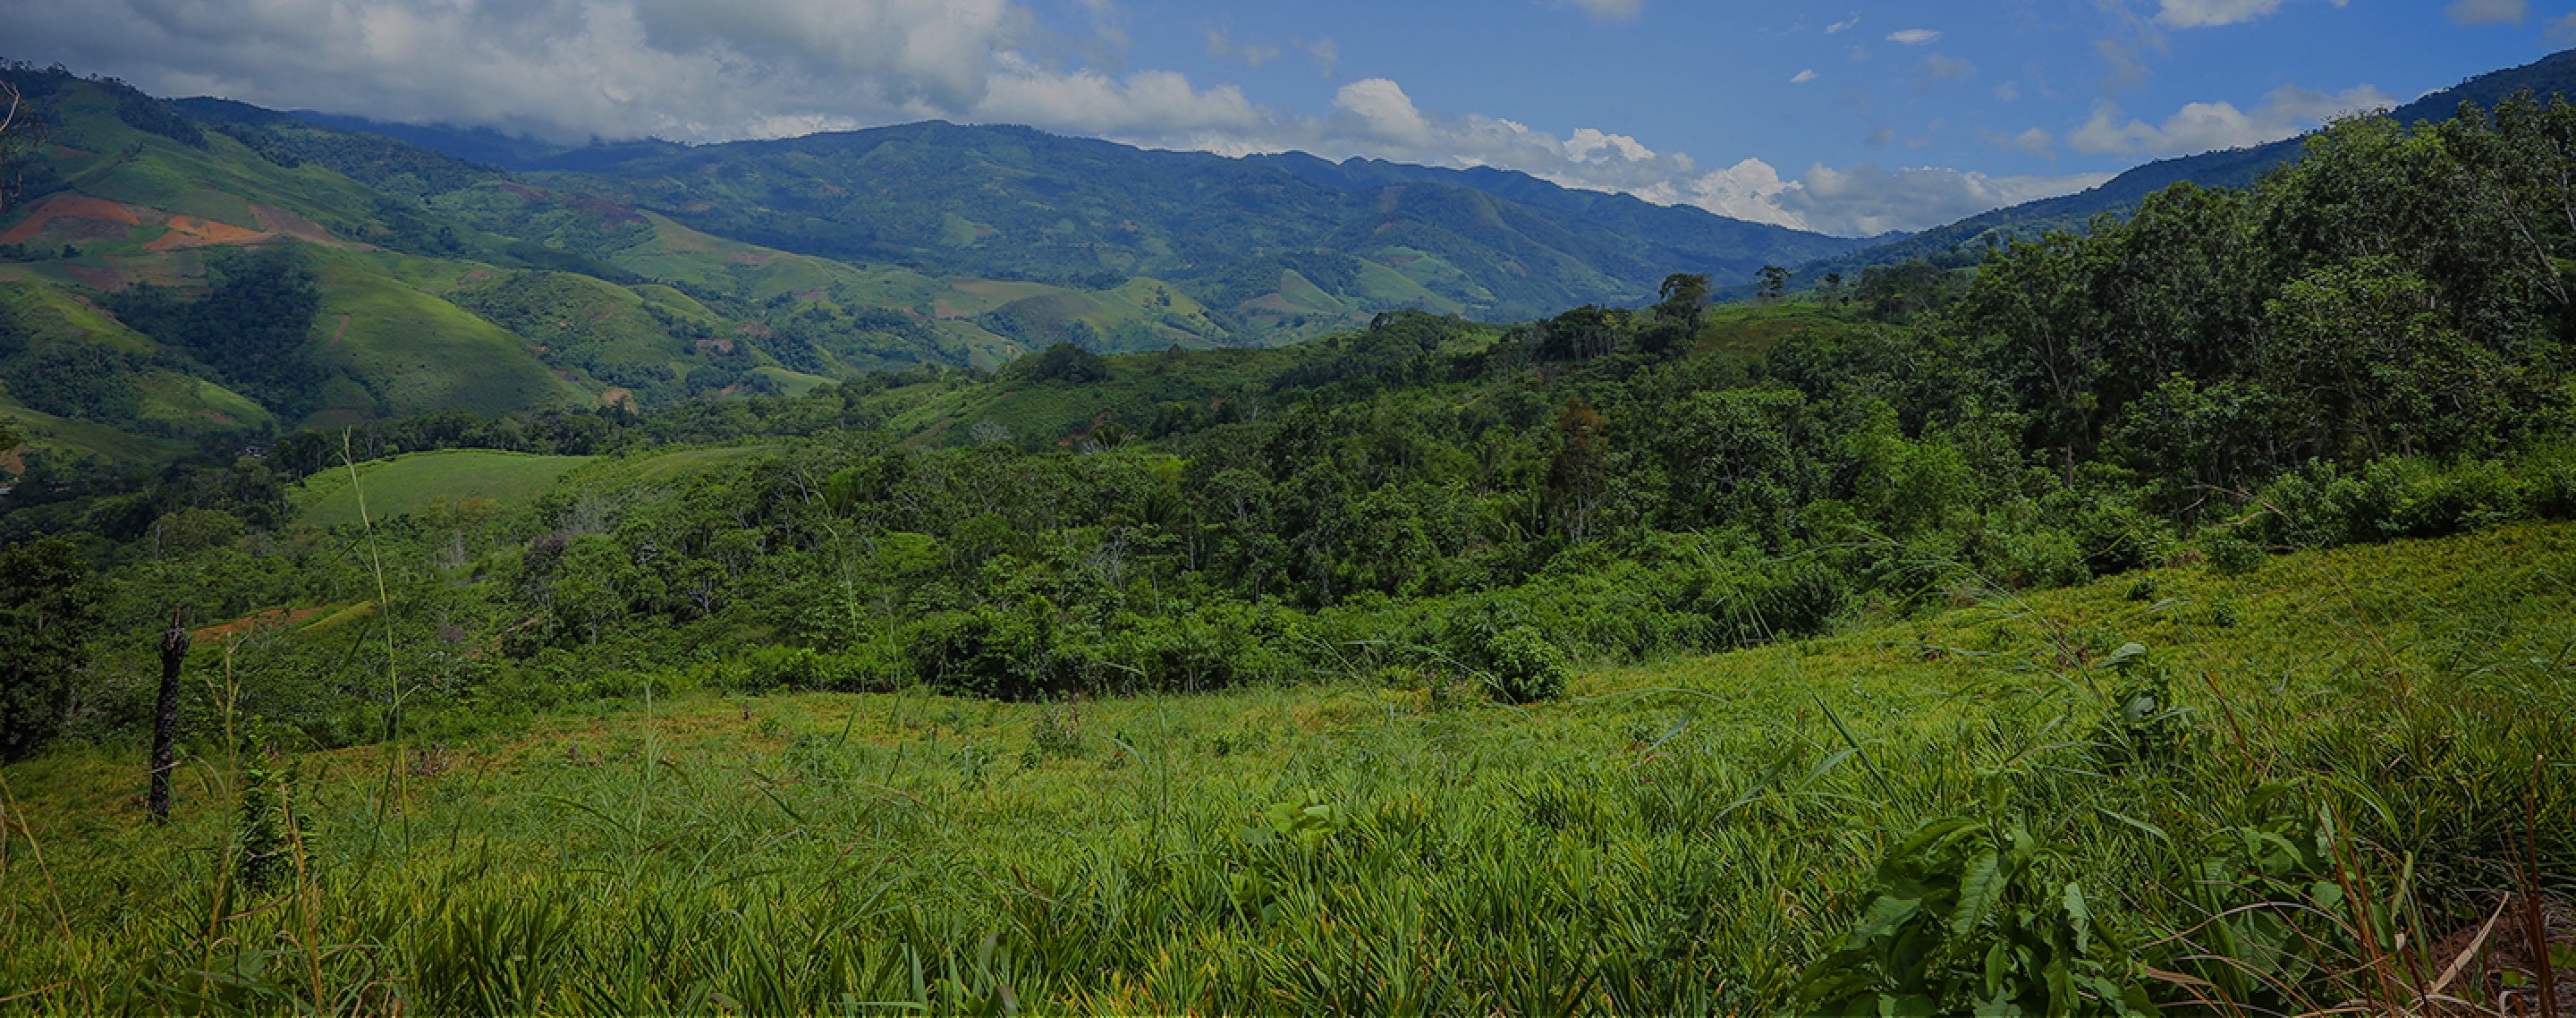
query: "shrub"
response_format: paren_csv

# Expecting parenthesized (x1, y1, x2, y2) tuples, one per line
(0, 537, 105, 760)
(1482, 624, 1568, 703)
(1030, 700, 1085, 759)
(2200, 530, 2267, 574)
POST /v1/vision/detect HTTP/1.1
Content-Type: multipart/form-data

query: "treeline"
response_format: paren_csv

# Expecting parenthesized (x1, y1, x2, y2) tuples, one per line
(10, 96, 2576, 758)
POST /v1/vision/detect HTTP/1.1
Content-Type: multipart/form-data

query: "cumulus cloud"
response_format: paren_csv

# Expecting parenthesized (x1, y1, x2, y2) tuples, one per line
(2553, 13, 2576, 44)
(4, 0, 1030, 142)
(1791, 69, 1819, 84)
(2154, 0, 2287, 28)
(1886, 29, 1941, 45)
(1652, 160, 2108, 236)
(1916, 54, 1974, 89)
(0, 0, 2090, 237)
(2070, 83, 2396, 156)
(1984, 127, 2055, 157)
(1205, 29, 1279, 67)
(2445, 0, 2526, 27)
(1295, 37, 1340, 77)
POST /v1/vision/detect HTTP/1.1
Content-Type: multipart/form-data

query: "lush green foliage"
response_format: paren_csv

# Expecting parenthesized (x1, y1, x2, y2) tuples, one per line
(3, 524, 2569, 1014)
(105, 249, 328, 418)
(0, 536, 103, 760)
(7, 63, 2576, 1018)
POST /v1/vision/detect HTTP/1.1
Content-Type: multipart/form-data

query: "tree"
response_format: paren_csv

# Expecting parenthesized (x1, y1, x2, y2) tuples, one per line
(0, 538, 106, 760)
(1013, 344, 1110, 384)
(1544, 398, 1614, 543)
(1655, 273, 1712, 327)
(0, 79, 48, 214)
(1755, 265, 1790, 302)
(1641, 273, 1713, 356)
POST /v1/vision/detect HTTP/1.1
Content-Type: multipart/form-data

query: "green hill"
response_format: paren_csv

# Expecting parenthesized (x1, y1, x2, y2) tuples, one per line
(6, 517, 2566, 1013)
(291, 448, 594, 526)
(1803, 47, 2576, 276)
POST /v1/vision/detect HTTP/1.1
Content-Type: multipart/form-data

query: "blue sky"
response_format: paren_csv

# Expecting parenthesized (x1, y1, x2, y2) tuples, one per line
(8, 0, 2571, 234)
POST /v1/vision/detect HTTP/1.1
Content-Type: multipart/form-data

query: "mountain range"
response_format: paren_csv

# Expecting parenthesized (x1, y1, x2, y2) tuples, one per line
(4, 47, 2576, 474)
(1798, 47, 2576, 276)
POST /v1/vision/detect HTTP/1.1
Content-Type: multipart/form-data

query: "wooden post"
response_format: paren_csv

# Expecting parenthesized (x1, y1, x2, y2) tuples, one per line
(148, 607, 188, 823)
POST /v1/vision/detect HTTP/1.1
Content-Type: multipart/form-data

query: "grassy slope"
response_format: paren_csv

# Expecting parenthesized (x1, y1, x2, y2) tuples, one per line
(290, 449, 596, 526)
(0, 278, 278, 441)
(0, 394, 195, 464)
(302, 249, 595, 427)
(8, 521, 2567, 1012)
(878, 344, 1301, 446)
(288, 445, 790, 525)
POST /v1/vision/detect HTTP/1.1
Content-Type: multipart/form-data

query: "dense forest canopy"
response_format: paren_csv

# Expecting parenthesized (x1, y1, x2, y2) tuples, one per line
(4, 59, 2576, 1017)
(4, 95, 2574, 758)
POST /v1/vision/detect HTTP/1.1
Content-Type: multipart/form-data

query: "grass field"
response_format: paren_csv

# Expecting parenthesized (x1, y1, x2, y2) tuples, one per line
(4, 522, 2567, 1014)
(292, 449, 595, 526)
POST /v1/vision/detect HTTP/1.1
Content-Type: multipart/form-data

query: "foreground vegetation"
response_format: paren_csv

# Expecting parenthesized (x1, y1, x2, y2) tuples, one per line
(4, 523, 2571, 1014)
(8, 74, 2576, 1017)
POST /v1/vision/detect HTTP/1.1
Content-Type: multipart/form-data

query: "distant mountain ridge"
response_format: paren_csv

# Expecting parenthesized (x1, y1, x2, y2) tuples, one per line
(271, 114, 1880, 324)
(1804, 47, 2576, 276)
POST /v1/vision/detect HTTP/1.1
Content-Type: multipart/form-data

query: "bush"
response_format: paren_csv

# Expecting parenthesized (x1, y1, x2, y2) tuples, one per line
(0, 538, 105, 760)
(902, 603, 1072, 700)
(2200, 530, 2267, 575)
(1482, 625, 1568, 703)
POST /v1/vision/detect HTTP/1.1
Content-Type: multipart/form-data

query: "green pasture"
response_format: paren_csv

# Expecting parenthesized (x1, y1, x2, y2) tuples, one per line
(5, 522, 2567, 1014)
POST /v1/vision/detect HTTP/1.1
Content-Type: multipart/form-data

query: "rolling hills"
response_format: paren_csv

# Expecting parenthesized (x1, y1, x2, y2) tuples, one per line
(1800, 46, 2576, 276)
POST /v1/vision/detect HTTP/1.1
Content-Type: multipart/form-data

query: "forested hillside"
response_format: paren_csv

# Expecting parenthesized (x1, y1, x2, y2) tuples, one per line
(1802, 45, 2576, 276)
(4, 56, 2576, 1018)
(0, 61, 1884, 484)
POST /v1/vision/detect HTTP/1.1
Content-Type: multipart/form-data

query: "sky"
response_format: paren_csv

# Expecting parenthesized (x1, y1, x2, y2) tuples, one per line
(4, 0, 2571, 236)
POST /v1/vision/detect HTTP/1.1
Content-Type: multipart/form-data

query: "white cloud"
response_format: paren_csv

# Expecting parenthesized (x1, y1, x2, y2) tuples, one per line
(4, 0, 1030, 142)
(2553, 13, 2576, 43)
(2070, 83, 2396, 156)
(1917, 54, 1974, 89)
(1205, 28, 1278, 66)
(1331, 79, 1436, 148)
(1791, 69, 1819, 84)
(1886, 29, 1940, 45)
(1657, 160, 2108, 236)
(1984, 127, 2055, 157)
(1994, 81, 2021, 101)
(1295, 37, 1339, 77)
(2445, 0, 2527, 26)
(980, 56, 1262, 138)
(0, 0, 2091, 238)
(1561, 0, 1643, 19)
(2154, 0, 2285, 28)
(1825, 15, 1858, 33)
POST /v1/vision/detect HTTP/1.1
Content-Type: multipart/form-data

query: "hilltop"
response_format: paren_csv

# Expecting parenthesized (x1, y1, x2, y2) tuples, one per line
(1803, 46, 2576, 276)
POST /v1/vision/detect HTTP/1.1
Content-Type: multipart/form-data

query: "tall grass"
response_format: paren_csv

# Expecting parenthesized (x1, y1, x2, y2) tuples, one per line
(2, 524, 2568, 1014)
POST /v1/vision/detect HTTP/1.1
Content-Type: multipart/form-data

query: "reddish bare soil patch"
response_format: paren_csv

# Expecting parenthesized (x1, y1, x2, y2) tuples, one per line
(143, 214, 275, 251)
(65, 265, 129, 291)
(250, 204, 346, 245)
(2422, 893, 2574, 1015)
(0, 194, 146, 245)
(563, 194, 644, 229)
(193, 606, 327, 643)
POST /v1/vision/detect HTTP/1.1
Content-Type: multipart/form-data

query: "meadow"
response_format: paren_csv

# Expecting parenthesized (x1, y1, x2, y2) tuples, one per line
(4, 522, 2568, 1015)
(291, 450, 595, 528)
